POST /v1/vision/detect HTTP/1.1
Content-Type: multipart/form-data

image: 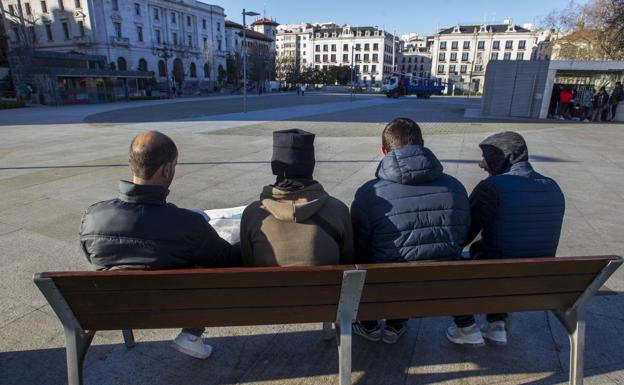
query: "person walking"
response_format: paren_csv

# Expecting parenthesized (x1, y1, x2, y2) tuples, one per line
(609, 81, 623, 121)
(581, 88, 594, 122)
(592, 87, 610, 122)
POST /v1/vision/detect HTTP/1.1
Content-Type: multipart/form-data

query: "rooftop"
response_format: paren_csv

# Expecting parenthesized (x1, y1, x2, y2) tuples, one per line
(438, 24, 532, 34)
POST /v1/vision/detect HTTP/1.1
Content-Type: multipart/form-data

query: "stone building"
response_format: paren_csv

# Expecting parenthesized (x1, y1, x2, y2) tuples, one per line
(430, 20, 540, 94)
(398, 34, 433, 79)
(1, 0, 227, 102)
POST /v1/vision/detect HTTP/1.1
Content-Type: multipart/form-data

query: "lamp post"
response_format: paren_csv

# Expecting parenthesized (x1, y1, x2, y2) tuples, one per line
(153, 43, 173, 98)
(242, 9, 260, 113)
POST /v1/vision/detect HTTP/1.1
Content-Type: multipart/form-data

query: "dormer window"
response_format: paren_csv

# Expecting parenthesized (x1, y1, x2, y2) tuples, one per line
(453, 25, 461, 33)
(479, 24, 488, 33)
(365, 30, 370, 36)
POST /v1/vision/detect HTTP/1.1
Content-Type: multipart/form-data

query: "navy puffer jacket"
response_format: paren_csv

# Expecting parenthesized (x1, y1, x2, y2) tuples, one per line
(351, 145, 470, 263)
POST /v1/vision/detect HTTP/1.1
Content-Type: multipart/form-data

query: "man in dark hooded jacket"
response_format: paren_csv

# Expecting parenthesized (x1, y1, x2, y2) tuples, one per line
(446, 131, 565, 347)
(351, 117, 470, 344)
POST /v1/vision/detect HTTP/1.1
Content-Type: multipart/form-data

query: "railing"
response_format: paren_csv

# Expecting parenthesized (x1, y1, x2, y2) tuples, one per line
(110, 36, 130, 46)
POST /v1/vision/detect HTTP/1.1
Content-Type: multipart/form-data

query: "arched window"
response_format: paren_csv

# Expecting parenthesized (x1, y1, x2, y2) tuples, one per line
(158, 60, 166, 77)
(138, 58, 148, 72)
(203, 63, 210, 78)
(190, 62, 197, 78)
(117, 57, 127, 71)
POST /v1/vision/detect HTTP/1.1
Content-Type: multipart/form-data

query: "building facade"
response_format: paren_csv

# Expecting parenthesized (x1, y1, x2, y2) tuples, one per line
(275, 23, 398, 86)
(398, 34, 433, 79)
(430, 20, 540, 94)
(1, 0, 227, 100)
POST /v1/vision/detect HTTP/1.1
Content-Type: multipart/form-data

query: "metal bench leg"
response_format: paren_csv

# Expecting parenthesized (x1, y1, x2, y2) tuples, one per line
(64, 327, 95, 385)
(556, 310, 585, 385)
(122, 329, 136, 348)
(335, 270, 367, 385)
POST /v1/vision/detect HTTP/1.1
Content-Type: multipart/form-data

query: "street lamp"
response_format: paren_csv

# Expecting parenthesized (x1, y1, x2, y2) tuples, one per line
(153, 43, 174, 98)
(242, 9, 260, 113)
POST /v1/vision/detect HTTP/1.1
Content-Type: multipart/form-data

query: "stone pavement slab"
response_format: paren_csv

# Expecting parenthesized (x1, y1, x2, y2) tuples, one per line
(0, 93, 623, 385)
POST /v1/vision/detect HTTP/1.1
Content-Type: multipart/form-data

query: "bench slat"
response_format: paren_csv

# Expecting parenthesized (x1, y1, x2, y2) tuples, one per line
(63, 285, 342, 313)
(78, 305, 338, 330)
(357, 257, 613, 283)
(357, 292, 581, 320)
(48, 268, 348, 292)
(360, 274, 595, 302)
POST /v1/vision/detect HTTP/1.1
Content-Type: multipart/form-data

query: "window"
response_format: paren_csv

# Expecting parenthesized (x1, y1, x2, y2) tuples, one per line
(331, 44, 336, 51)
(355, 43, 361, 51)
(493, 40, 500, 50)
(77, 21, 85, 37)
(371, 64, 377, 73)
(315, 54, 320, 62)
(171, 12, 176, 24)
(190, 62, 196, 77)
(203, 37, 207, 48)
(343, 43, 348, 51)
(135, 3, 141, 16)
(462, 52, 469, 61)
(322, 44, 328, 52)
(114, 22, 122, 38)
(187, 34, 192, 46)
(504, 52, 511, 60)
(438, 53, 445, 61)
(372, 54, 378, 62)
(155, 29, 161, 44)
(172, 32, 177, 44)
(478, 40, 485, 49)
(137, 26, 143, 42)
(373, 43, 379, 50)
(364, 53, 369, 62)
(217, 39, 221, 50)
(217, 22, 220, 32)
(187, 16, 191, 27)
(355, 54, 361, 62)
(518, 40, 526, 49)
(40, 1, 47, 12)
(463, 41, 470, 50)
(440, 41, 447, 50)
(202, 19, 206, 30)
(330, 54, 336, 62)
(364, 43, 370, 51)
(437, 64, 445, 74)
(449, 64, 456, 74)
(315, 45, 320, 52)
(322, 54, 328, 62)
(475, 65, 483, 72)
(450, 52, 457, 61)
(25, 3, 32, 15)
(343, 54, 348, 62)
(154, 8, 159, 20)
(204, 63, 210, 78)
(460, 65, 467, 73)
(45, 24, 53, 40)
(505, 40, 513, 49)
(516, 52, 524, 60)
(138, 59, 148, 71)
(117, 57, 127, 70)
(112, 0, 118, 10)
(491, 52, 498, 60)
(363, 64, 369, 73)
(451, 41, 458, 50)
(74, 0, 81, 8)
(158, 60, 166, 77)
(62, 22, 70, 39)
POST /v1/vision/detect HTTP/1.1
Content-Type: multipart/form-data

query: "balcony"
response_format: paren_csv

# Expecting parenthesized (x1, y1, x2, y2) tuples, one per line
(110, 36, 130, 46)
(73, 35, 91, 46)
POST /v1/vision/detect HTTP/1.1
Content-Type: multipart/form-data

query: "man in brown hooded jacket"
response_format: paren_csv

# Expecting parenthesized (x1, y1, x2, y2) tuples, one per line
(240, 129, 354, 266)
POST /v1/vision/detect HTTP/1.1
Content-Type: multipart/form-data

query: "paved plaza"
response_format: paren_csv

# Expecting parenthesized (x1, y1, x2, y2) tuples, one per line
(0, 92, 623, 385)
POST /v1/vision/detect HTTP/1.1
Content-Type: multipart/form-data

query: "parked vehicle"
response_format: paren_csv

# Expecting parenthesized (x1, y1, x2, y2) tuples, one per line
(381, 73, 445, 99)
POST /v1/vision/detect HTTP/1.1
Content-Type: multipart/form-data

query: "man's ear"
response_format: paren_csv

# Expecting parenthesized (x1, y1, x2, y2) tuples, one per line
(161, 162, 173, 179)
(381, 144, 388, 156)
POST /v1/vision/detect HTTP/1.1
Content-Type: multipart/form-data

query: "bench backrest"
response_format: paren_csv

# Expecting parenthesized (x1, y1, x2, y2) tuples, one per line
(356, 256, 620, 320)
(35, 265, 351, 331)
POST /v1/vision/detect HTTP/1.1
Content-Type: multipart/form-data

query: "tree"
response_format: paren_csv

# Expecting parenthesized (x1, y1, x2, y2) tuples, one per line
(225, 55, 240, 86)
(217, 64, 227, 87)
(275, 55, 298, 86)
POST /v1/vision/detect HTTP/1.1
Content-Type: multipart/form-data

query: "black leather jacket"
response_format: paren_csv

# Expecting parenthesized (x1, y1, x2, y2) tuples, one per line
(80, 181, 241, 270)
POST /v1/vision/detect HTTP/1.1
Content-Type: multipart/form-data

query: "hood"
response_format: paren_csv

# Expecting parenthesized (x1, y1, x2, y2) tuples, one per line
(376, 145, 443, 185)
(479, 132, 529, 176)
(260, 182, 329, 222)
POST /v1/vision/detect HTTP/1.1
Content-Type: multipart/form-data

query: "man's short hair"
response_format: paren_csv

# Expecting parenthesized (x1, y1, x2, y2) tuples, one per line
(129, 131, 178, 179)
(382, 118, 424, 151)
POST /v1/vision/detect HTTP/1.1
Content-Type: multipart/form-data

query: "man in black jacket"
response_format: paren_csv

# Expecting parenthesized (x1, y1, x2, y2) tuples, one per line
(80, 131, 241, 359)
(446, 131, 564, 347)
(610, 81, 623, 121)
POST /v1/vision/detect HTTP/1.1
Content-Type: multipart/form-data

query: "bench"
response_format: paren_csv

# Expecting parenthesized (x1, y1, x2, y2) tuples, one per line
(34, 255, 622, 385)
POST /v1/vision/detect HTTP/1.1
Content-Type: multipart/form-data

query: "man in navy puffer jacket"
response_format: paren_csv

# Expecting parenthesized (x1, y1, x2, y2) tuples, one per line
(446, 131, 565, 347)
(351, 117, 470, 344)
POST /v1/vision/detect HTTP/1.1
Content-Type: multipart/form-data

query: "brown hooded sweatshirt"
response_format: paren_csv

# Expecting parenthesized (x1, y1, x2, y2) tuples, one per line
(240, 182, 354, 266)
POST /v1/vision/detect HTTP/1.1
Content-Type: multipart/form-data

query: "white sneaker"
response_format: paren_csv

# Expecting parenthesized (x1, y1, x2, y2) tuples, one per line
(481, 321, 508, 345)
(446, 323, 485, 346)
(171, 331, 213, 359)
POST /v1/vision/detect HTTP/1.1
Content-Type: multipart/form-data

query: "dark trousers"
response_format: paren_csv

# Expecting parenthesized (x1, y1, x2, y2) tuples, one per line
(453, 241, 508, 327)
(612, 103, 619, 120)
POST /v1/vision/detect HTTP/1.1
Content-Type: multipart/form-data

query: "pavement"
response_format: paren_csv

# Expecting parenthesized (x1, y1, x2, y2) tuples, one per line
(0, 93, 623, 385)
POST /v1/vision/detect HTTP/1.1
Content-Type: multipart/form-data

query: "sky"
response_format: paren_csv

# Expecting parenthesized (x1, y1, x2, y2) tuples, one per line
(208, 0, 579, 35)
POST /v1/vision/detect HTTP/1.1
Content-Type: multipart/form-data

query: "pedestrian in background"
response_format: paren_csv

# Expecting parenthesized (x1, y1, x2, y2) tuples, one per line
(609, 81, 623, 121)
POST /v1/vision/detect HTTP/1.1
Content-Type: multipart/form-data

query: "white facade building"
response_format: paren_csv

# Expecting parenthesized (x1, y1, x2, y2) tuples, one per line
(1, 0, 227, 91)
(276, 23, 398, 86)
(398, 34, 433, 79)
(430, 20, 540, 94)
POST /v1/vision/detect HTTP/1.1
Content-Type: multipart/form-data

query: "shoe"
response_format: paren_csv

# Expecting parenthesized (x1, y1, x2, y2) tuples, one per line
(382, 322, 407, 344)
(481, 321, 508, 345)
(171, 331, 213, 359)
(352, 321, 382, 342)
(446, 323, 485, 346)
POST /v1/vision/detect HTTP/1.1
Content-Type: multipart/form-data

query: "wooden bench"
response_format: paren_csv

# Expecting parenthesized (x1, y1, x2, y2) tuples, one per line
(34, 255, 622, 385)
